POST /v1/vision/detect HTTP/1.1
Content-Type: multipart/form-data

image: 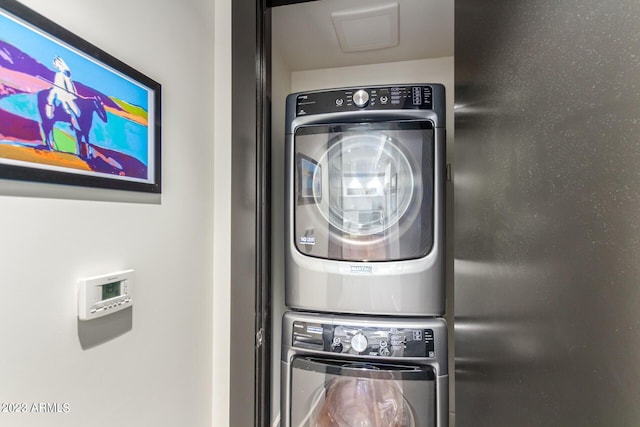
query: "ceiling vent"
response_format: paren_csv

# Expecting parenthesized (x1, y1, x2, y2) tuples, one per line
(331, 3, 399, 53)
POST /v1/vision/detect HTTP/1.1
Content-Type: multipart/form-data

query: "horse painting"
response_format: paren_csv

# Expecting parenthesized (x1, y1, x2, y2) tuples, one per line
(37, 89, 108, 160)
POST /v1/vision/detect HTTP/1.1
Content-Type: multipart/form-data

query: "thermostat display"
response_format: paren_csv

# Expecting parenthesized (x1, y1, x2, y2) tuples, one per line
(102, 282, 121, 300)
(78, 270, 134, 320)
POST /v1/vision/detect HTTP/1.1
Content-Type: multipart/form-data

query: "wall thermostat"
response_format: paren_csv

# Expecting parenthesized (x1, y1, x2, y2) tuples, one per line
(78, 269, 134, 320)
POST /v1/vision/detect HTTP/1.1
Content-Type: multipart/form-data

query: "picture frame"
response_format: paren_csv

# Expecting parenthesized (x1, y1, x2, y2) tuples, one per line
(296, 153, 322, 204)
(0, 0, 161, 193)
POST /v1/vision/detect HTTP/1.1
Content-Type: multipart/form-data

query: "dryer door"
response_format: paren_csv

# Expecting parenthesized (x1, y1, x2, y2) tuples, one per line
(293, 121, 434, 262)
(289, 356, 436, 427)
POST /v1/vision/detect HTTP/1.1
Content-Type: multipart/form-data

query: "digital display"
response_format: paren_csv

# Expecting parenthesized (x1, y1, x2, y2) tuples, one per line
(101, 281, 121, 301)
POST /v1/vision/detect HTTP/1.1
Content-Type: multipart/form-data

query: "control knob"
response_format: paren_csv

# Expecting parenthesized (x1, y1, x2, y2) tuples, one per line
(351, 333, 368, 353)
(353, 90, 369, 108)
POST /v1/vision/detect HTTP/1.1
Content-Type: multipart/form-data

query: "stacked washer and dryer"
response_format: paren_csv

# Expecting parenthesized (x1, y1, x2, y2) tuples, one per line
(281, 84, 448, 427)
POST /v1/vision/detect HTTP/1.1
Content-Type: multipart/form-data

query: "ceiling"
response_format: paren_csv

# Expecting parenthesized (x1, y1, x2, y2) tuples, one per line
(271, 0, 454, 71)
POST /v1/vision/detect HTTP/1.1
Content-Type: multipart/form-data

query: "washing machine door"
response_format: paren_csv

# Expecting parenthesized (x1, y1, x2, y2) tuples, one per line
(289, 356, 436, 427)
(293, 120, 434, 262)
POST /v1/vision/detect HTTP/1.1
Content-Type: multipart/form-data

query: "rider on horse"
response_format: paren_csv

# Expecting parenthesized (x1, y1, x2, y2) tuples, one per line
(45, 56, 80, 130)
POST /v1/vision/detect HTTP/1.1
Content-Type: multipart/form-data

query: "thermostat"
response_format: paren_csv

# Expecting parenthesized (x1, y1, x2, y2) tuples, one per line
(78, 270, 134, 320)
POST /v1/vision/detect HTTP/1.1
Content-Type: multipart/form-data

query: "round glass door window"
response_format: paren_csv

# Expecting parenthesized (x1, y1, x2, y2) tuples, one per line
(310, 376, 416, 427)
(313, 133, 416, 237)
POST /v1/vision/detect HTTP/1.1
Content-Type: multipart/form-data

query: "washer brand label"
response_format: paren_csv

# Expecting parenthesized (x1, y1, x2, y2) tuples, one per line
(299, 236, 316, 245)
(350, 265, 373, 274)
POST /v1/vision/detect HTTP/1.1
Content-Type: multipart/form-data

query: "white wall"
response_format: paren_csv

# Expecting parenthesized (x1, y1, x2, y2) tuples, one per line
(212, 0, 232, 424)
(271, 57, 455, 424)
(0, 1, 217, 426)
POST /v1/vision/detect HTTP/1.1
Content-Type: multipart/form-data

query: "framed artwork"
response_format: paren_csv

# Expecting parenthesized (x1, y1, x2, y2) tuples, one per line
(296, 153, 322, 204)
(0, 0, 161, 193)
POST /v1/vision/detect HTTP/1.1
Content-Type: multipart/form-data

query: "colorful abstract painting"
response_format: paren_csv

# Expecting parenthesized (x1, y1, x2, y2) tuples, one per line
(0, 0, 160, 192)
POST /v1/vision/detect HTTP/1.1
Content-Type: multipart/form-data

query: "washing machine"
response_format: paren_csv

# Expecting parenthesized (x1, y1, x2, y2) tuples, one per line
(280, 311, 448, 427)
(285, 84, 446, 315)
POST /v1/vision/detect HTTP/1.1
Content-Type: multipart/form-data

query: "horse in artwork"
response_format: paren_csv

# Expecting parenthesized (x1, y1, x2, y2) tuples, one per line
(37, 88, 108, 160)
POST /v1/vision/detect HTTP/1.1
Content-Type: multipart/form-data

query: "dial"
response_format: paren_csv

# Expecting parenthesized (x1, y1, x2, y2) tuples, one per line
(352, 90, 369, 108)
(351, 333, 368, 353)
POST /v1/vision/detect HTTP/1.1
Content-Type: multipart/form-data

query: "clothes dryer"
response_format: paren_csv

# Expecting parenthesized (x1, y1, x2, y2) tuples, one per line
(281, 311, 449, 427)
(285, 84, 446, 315)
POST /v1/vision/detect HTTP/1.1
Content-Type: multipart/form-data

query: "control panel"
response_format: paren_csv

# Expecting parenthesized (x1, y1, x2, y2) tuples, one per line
(295, 85, 434, 116)
(78, 270, 134, 320)
(292, 321, 436, 358)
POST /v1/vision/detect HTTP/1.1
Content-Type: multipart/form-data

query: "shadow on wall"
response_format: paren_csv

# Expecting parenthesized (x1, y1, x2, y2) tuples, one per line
(77, 307, 132, 350)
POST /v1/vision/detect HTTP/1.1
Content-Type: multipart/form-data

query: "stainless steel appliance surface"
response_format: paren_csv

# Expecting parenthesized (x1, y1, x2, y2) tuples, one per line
(281, 311, 448, 427)
(285, 84, 446, 315)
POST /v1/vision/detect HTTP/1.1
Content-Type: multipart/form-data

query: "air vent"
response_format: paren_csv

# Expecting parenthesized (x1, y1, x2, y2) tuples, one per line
(331, 3, 399, 53)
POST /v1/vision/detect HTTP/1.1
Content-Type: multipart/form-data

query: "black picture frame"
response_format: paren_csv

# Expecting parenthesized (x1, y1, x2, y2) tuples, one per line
(0, 0, 161, 193)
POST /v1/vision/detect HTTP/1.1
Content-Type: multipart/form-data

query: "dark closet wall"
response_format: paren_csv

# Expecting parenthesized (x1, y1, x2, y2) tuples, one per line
(455, 1, 640, 425)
